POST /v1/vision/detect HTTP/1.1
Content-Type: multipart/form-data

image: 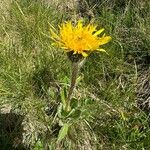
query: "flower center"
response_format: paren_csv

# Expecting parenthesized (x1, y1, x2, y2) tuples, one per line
(77, 36, 82, 41)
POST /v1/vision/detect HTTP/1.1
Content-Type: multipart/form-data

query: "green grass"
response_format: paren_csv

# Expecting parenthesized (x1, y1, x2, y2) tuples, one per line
(0, 0, 150, 149)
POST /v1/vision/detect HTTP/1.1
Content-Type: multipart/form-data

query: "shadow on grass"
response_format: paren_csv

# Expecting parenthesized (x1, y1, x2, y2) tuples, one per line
(32, 66, 60, 98)
(0, 112, 27, 150)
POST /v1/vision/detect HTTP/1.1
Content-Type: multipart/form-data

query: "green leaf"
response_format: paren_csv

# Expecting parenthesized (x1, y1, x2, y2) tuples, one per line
(60, 88, 67, 109)
(76, 75, 83, 84)
(71, 109, 81, 119)
(34, 140, 44, 150)
(57, 123, 69, 142)
(70, 98, 78, 109)
(57, 103, 63, 118)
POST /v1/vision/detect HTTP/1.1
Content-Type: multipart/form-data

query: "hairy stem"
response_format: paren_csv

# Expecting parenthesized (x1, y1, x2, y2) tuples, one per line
(66, 62, 79, 111)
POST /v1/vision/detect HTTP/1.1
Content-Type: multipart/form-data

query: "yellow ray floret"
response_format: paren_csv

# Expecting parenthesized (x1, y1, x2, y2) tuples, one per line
(50, 20, 112, 57)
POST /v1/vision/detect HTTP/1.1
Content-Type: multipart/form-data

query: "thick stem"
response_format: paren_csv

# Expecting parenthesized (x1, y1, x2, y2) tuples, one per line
(66, 62, 79, 111)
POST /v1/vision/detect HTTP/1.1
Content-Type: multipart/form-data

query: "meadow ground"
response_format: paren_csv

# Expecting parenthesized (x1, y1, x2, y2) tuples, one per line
(0, 0, 150, 149)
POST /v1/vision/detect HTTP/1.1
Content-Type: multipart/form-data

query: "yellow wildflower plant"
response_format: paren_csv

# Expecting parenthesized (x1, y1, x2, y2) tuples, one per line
(50, 20, 112, 57)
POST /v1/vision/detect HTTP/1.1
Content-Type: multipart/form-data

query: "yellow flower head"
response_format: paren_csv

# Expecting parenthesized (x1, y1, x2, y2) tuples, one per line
(50, 20, 112, 57)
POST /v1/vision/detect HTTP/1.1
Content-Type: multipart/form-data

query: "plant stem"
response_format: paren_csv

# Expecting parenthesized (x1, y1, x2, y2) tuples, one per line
(66, 62, 79, 111)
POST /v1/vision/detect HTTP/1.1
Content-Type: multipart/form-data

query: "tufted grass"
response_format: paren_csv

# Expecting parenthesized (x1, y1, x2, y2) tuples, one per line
(0, 0, 150, 149)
